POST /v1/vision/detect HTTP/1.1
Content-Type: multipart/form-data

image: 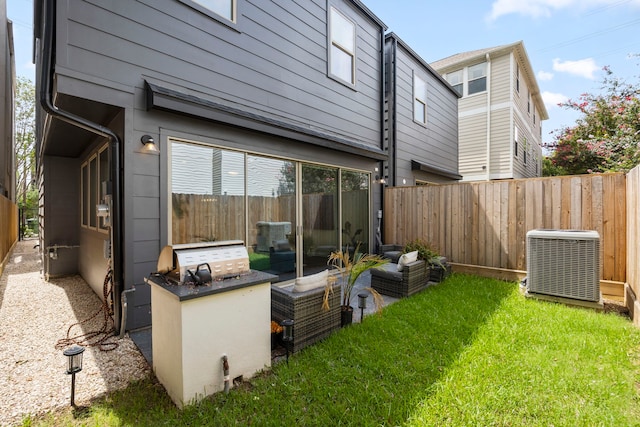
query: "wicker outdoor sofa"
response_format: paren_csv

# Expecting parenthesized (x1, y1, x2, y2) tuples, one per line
(271, 280, 341, 353)
(370, 259, 429, 298)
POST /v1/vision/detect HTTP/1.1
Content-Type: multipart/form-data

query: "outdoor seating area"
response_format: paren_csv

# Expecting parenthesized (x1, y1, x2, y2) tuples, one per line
(370, 258, 429, 298)
(271, 273, 341, 353)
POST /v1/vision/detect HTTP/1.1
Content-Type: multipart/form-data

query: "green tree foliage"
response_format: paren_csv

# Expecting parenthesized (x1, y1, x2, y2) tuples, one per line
(15, 76, 36, 208)
(545, 65, 640, 176)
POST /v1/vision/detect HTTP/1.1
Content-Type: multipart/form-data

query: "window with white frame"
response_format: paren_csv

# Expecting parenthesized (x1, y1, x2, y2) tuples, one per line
(516, 64, 520, 93)
(98, 147, 109, 231)
(81, 143, 109, 231)
(468, 62, 487, 95)
(413, 73, 427, 124)
(533, 104, 536, 124)
(446, 69, 463, 96)
(527, 90, 531, 114)
(523, 137, 528, 165)
(329, 7, 356, 85)
(514, 126, 519, 157)
(445, 63, 486, 96)
(185, 0, 236, 22)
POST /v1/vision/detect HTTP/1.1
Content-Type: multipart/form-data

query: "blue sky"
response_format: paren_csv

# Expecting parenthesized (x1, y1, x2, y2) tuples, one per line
(7, 0, 640, 147)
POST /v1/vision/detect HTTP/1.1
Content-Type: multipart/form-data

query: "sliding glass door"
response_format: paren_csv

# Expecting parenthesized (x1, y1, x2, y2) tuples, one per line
(247, 156, 297, 282)
(169, 138, 371, 282)
(301, 164, 339, 276)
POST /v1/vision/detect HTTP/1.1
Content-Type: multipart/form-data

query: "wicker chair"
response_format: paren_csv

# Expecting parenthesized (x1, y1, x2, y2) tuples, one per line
(379, 244, 404, 263)
(370, 260, 428, 298)
(271, 281, 341, 353)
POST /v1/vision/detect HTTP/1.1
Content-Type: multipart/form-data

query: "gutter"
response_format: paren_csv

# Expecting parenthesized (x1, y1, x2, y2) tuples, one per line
(38, 0, 124, 334)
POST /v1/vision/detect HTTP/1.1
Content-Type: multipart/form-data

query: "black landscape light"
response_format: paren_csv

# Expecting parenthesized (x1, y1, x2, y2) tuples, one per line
(281, 319, 294, 364)
(358, 293, 368, 322)
(63, 345, 85, 406)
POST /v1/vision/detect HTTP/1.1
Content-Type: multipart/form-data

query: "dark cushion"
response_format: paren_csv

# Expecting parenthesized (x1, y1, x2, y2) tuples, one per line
(370, 263, 402, 281)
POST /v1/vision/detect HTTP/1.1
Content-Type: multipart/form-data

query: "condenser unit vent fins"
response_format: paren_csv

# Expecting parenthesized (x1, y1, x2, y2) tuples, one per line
(526, 229, 600, 302)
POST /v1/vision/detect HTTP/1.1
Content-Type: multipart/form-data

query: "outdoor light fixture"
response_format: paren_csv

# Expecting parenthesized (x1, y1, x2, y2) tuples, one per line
(358, 293, 368, 322)
(140, 135, 159, 153)
(63, 345, 85, 407)
(281, 319, 294, 364)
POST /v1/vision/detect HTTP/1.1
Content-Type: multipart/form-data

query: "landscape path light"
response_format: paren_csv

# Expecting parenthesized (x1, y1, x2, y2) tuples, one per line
(63, 345, 85, 407)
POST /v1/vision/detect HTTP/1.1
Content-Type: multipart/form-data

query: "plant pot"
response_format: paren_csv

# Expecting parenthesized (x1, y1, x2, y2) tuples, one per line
(341, 306, 354, 327)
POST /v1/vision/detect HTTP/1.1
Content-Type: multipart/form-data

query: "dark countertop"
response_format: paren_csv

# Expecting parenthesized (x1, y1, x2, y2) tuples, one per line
(145, 270, 277, 302)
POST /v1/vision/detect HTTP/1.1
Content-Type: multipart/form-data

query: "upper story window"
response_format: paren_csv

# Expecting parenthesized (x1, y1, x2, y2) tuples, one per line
(514, 126, 519, 157)
(533, 104, 536, 124)
(329, 7, 356, 86)
(446, 70, 463, 96)
(445, 63, 486, 97)
(413, 74, 427, 124)
(182, 0, 236, 23)
(516, 64, 520, 93)
(468, 62, 487, 95)
(527, 90, 531, 114)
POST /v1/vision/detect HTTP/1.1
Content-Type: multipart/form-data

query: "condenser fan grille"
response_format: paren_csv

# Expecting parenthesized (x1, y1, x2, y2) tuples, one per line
(526, 230, 600, 302)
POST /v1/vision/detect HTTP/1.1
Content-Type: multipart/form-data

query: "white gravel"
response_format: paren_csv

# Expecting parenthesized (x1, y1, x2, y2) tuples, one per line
(0, 239, 150, 426)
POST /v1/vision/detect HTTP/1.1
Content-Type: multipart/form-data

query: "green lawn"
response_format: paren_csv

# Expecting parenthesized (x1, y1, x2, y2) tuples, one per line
(24, 274, 640, 426)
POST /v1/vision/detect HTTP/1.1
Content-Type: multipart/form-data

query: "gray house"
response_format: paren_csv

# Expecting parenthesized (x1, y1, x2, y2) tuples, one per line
(384, 33, 460, 186)
(1, 0, 14, 201)
(33, 0, 459, 333)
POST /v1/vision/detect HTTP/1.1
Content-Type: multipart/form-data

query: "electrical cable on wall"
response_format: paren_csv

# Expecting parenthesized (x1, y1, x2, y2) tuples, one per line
(55, 260, 119, 351)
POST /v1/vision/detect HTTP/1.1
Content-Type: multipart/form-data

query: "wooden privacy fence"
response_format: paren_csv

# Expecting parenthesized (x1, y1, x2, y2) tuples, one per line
(383, 173, 626, 288)
(0, 195, 18, 275)
(627, 166, 640, 307)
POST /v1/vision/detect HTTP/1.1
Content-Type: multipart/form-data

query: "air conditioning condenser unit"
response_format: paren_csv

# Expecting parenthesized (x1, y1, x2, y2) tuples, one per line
(526, 229, 600, 302)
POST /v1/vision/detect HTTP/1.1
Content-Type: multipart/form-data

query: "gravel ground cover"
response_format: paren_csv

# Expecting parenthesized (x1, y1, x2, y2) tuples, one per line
(0, 240, 150, 426)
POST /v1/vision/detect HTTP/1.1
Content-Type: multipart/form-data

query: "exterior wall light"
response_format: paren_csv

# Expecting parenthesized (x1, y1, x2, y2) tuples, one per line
(140, 135, 159, 153)
(63, 345, 85, 406)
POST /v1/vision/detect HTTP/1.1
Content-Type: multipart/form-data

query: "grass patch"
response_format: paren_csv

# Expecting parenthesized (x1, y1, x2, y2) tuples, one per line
(249, 252, 270, 271)
(24, 274, 640, 426)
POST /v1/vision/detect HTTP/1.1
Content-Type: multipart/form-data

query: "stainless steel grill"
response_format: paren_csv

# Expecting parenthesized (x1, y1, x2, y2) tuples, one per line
(156, 240, 250, 284)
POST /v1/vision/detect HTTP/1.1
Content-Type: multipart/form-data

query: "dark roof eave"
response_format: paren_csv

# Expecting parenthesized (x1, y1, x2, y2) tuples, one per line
(145, 81, 387, 161)
(411, 160, 462, 181)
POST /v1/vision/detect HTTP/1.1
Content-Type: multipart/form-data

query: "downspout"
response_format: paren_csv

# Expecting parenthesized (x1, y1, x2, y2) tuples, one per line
(485, 53, 491, 181)
(38, 0, 123, 335)
(391, 36, 398, 187)
(379, 29, 387, 252)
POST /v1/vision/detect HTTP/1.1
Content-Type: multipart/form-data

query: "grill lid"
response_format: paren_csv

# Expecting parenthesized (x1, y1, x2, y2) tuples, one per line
(157, 240, 250, 283)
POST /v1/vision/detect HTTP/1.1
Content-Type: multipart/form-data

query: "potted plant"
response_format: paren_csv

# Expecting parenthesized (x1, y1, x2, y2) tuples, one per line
(403, 238, 450, 282)
(328, 246, 388, 326)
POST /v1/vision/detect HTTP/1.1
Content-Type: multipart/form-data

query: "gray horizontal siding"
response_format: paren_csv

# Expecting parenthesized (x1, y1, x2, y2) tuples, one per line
(389, 41, 458, 181)
(59, 0, 384, 148)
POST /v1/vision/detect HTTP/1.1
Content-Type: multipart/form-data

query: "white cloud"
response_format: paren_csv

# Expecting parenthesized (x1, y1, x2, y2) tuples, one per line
(487, 0, 640, 21)
(537, 71, 554, 81)
(541, 91, 568, 109)
(552, 58, 599, 79)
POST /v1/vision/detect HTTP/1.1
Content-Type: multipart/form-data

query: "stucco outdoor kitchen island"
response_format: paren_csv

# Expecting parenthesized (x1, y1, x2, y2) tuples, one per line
(145, 270, 276, 408)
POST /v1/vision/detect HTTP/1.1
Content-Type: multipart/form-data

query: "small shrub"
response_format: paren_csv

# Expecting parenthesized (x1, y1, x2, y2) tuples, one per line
(403, 238, 440, 261)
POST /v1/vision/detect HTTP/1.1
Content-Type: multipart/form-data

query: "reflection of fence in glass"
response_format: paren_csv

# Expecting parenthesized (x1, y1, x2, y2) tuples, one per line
(171, 190, 369, 248)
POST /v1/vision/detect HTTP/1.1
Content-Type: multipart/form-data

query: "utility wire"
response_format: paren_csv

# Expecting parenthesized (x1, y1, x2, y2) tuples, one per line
(535, 17, 640, 53)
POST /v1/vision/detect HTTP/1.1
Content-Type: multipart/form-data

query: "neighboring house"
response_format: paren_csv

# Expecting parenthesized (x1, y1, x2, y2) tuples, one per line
(431, 41, 548, 181)
(0, 0, 14, 201)
(384, 33, 460, 186)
